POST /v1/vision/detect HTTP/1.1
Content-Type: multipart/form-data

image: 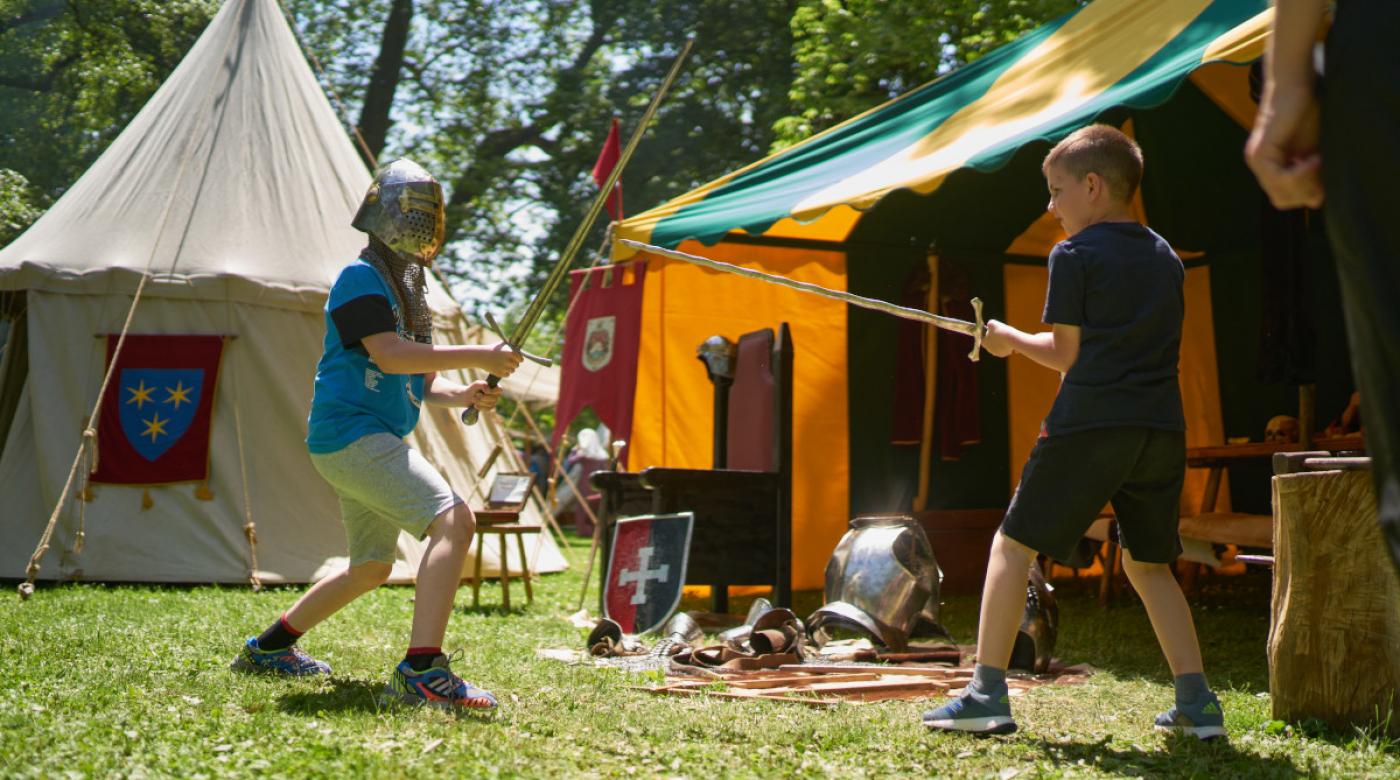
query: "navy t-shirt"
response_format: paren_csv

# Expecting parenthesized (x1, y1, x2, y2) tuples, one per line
(306, 261, 426, 453)
(1042, 221, 1185, 436)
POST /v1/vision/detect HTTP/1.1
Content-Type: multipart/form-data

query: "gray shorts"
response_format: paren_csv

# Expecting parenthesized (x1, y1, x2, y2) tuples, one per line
(310, 433, 463, 565)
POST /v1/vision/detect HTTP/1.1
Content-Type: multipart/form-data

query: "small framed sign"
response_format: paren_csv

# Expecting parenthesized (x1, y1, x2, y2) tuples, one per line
(487, 472, 533, 509)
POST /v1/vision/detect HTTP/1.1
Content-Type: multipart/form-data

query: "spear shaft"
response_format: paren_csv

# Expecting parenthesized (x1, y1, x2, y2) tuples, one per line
(463, 37, 695, 423)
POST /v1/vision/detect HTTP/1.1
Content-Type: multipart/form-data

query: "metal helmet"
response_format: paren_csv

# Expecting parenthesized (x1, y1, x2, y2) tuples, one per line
(806, 515, 944, 651)
(351, 159, 446, 265)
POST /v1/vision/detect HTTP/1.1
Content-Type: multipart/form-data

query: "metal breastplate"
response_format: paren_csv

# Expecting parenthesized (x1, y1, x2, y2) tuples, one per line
(807, 514, 944, 651)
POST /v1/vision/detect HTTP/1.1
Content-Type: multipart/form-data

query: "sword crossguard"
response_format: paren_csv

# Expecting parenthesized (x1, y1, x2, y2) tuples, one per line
(483, 312, 553, 368)
(968, 297, 985, 362)
(461, 312, 553, 426)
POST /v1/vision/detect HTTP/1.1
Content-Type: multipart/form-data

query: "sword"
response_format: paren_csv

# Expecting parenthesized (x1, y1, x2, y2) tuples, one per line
(462, 37, 695, 424)
(620, 239, 989, 361)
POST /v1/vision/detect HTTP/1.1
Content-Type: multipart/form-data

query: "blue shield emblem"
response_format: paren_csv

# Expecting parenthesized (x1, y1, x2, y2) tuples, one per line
(118, 368, 204, 461)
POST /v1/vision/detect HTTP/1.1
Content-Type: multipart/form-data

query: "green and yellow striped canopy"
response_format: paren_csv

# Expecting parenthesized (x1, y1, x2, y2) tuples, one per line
(616, 0, 1269, 255)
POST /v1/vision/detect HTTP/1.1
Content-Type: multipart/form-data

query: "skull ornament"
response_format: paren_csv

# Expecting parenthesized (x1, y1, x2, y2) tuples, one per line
(1265, 415, 1299, 443)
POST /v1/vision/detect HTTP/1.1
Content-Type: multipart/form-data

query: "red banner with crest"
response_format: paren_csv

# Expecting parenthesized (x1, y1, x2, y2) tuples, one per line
(91, 335, 225, 485)
(554, 263, 646, 452)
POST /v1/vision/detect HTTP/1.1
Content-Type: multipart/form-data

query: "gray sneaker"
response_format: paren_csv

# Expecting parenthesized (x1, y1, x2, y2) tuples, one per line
(922, 686, 1017, 735)
(1154, 692, 1226, 740)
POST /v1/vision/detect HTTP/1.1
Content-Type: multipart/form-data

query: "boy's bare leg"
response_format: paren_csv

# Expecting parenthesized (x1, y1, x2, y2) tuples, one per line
(1120, 550, 1204, 675)
(283, 560, 393, 633)
(1121, 549, 1225, 739)
(975, 530, 1040, 667)
(924, 529, 1036, 733)
(409, 503, 476, 648)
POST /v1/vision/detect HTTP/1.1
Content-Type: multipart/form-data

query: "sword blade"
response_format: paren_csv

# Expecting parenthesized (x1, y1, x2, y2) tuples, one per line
(508, 37, 696, 346)
(463, 38, 694, 424)
(620, 240, 980, 336)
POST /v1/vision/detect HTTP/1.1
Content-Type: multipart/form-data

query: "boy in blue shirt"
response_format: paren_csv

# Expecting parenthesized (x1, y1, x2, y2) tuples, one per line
(231, 160, 523, 711)
(922, 126, 1224, 739)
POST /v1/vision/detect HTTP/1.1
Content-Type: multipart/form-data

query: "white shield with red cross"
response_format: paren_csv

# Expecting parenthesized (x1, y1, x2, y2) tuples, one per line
(604, 512, 694, 634)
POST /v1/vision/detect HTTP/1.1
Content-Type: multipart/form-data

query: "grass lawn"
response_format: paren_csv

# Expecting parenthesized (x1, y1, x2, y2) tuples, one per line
(3, 538, 1397, 779)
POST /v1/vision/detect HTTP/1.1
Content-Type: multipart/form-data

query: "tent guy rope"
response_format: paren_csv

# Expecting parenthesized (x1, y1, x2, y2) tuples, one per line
(19, 18, 245, 600)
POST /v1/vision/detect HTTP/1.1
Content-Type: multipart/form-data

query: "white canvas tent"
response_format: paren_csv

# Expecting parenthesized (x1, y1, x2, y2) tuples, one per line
(0, 0, 567, 585)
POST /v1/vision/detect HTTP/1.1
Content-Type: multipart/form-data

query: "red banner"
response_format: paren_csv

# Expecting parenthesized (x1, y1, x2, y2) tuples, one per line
(592, 117, 623, 221)
(554, 263, 646, 452)
(91, 335, 225, 485)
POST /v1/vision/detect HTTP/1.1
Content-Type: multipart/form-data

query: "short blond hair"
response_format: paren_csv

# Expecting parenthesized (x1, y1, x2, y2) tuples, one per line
(1043, 124, 1143, 203)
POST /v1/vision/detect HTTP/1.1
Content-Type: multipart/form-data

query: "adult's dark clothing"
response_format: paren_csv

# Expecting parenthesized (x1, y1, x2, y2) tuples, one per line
(1321, 0, 1400, 573)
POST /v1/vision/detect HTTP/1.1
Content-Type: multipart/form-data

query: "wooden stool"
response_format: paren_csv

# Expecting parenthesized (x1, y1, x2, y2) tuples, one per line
(469, 523, 541, 609)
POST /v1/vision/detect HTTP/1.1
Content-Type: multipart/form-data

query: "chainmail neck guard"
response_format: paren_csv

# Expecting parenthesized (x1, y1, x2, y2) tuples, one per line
(361, 238, 433, 344)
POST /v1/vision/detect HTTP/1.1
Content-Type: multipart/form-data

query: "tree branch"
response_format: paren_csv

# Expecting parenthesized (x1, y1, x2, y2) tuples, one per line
(445, 4, 617, 215)
(357, 0, 414, 166)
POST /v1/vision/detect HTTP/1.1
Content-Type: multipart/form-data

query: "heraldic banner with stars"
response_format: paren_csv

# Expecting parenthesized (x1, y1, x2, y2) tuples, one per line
(91, 334, 226, 485)
(553, 262, 646, 450)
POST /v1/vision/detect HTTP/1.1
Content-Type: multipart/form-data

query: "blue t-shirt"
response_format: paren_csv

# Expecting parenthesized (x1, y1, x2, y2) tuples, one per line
(306, 261, 426, 453)
(1042, 221, 1186, 436)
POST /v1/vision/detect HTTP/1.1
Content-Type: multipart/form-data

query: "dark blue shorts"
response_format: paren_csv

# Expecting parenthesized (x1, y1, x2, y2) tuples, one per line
(1001, 427, 1185, 564)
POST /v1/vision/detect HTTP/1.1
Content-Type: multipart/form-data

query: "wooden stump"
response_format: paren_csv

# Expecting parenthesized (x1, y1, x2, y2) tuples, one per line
(1270, 469, 1400, 736)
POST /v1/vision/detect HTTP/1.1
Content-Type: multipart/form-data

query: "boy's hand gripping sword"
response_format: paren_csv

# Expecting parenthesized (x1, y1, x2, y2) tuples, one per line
(462, 38, 694, 424)
(619, 240, 989, 361)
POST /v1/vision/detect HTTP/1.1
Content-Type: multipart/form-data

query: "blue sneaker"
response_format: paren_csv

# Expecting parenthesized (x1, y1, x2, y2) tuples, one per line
(382, 653, 497, 712)
(1154, 693, 1226, 740)
(229, 637, 331, 676)
(922, 686, 1017, 735)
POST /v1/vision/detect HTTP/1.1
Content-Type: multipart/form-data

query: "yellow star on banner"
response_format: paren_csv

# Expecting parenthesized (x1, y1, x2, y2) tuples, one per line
(142, 413, 169, 443)
(165, 380, 193, 410)
(126, 380, 155, 409)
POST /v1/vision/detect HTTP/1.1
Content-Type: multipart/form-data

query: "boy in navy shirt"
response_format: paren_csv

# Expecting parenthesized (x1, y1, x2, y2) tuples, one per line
(232, 160, 522, 711)
(923, 126, 1224, 739)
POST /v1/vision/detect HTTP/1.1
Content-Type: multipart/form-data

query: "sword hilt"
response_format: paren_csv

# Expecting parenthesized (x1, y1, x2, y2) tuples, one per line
(968, 297, 985, 362)
(460, 373, 501, 425)
(460, 312, 553, 426)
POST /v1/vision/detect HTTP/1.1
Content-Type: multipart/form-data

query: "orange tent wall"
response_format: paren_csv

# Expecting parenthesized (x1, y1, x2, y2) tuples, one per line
(626, 241, 850, 590)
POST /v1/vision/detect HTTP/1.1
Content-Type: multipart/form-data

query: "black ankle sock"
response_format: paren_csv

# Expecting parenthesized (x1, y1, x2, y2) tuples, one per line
(406, 646, 442, 672)
(256, 614, 302, 652)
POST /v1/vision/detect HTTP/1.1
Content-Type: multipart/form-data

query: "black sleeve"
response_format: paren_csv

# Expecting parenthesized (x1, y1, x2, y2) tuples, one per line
(1043, 243, 1084, 326)
(331, 294, 397, 348)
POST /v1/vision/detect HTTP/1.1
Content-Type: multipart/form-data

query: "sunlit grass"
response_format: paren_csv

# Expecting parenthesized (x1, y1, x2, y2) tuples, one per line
(2, 541, 1396, 778)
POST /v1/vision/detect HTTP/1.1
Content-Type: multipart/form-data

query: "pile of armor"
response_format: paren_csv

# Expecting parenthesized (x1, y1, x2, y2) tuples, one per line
(584, 514, 1058, 674)
(809, 514, 1057, 672)
(586, 600, 808, 674)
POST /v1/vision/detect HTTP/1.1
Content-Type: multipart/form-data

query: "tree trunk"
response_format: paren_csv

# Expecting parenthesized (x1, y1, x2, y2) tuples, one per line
(1269, 469, 1400, 736)
(357, 0, 413, 166)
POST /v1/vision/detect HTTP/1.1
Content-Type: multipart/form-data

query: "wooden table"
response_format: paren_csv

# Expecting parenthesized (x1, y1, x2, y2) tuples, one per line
(1177, 435, 1365, 588)
(1186, 434, 1366, 514)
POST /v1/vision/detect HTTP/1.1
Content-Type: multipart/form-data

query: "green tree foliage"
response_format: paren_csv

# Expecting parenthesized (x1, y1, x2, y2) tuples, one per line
(284, 0, 795, 324)
(0, 169, 44, 246)
(776, 0, 1083, 148)
(0, 1, 220, 203)
(1, 0, 1080, 340)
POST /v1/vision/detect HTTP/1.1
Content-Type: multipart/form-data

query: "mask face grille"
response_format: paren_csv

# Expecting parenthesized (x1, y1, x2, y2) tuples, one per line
(353, 160, 446, 265)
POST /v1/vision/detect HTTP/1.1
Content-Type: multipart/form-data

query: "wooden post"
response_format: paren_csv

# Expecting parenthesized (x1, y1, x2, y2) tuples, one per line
(1298, 383, 1316, 449)
(1269, 469, 1400, 736)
